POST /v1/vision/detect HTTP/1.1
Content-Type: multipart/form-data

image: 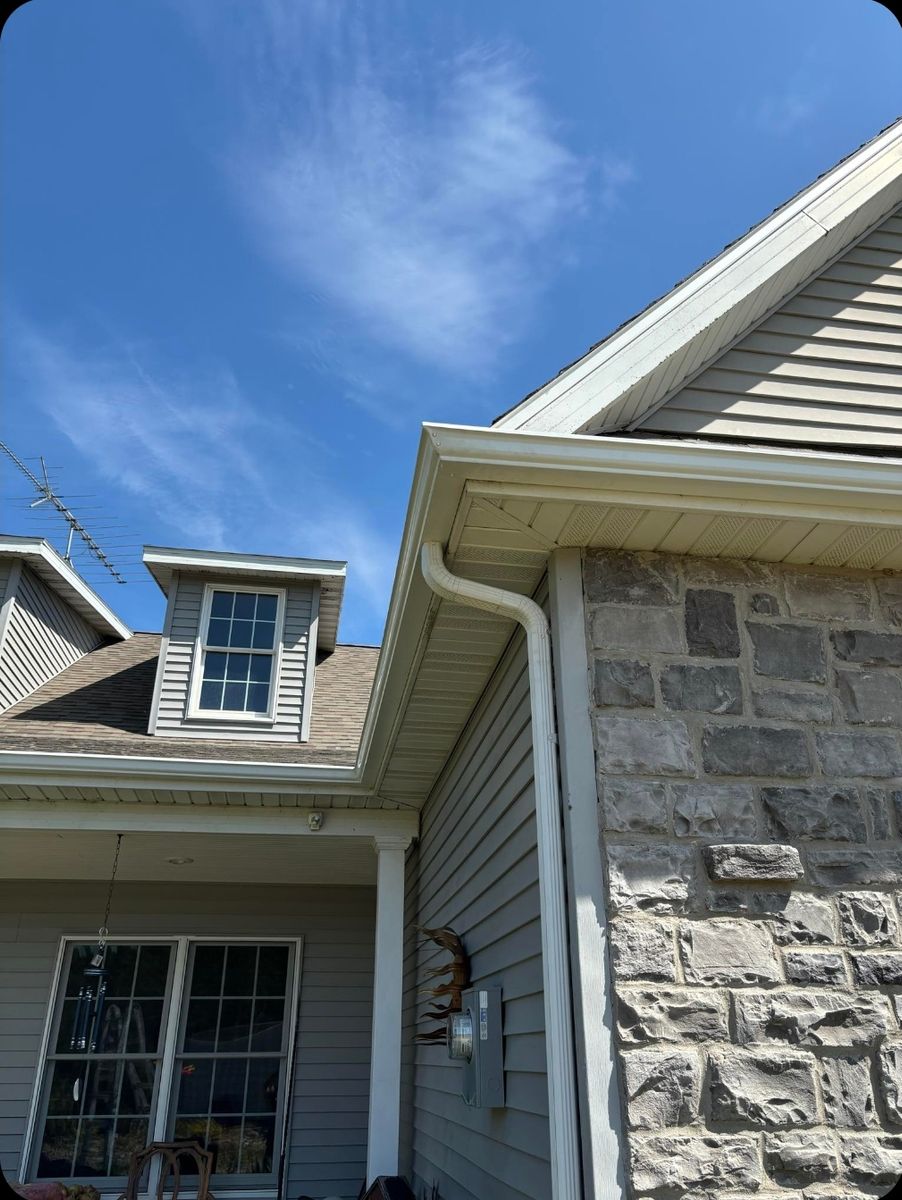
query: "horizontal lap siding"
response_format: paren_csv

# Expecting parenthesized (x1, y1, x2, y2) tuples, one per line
(0, 566, 102, 712)
(640, 205, 902, 447)
(0, 881, 374, 1199)
(401, 618, 550, 1200)
(154, 576, 315, 741)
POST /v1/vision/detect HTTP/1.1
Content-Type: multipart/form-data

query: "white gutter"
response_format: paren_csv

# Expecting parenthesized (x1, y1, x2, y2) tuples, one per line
(420, 541, 582, 1200)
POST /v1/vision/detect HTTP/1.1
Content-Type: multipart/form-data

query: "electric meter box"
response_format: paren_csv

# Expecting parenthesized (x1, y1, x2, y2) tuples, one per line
(447, 986, 504, 1108)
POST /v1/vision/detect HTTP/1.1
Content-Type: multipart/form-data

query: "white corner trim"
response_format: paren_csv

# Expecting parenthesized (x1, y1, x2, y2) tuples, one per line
(299, 582, 320, 743)
(366, 835, 408, 1183)
(419, 541, 583, 1200)
(0, 557, 23, 671)
(548, 549, 626, 1200)
(148, 569, 178, 735)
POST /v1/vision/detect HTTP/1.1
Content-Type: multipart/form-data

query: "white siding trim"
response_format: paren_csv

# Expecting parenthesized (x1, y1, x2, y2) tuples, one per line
(548, 549, 626, 1200)
(0, 558, 23, 666)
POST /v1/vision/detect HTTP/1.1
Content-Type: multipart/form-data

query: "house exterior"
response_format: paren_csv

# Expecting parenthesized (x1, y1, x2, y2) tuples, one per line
(1, 116, 901, 1200)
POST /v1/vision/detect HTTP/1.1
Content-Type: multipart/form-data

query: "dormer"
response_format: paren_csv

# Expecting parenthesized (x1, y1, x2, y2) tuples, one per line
(143, 546, 346, 742)
(0, 534, 131, 713)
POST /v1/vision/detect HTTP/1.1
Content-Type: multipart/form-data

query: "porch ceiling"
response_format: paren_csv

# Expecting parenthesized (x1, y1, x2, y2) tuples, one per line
(0, 828, 379, 884)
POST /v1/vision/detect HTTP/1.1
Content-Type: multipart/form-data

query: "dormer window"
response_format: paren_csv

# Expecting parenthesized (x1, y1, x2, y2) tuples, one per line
(189, 586, 285, 720)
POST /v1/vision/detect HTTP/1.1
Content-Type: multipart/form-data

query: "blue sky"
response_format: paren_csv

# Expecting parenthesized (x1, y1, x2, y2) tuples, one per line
(2, 0, 899, 644)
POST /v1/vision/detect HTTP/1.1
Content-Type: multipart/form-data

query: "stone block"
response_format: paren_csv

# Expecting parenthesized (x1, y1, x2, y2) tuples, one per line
(837, 669, 902, 727)
(601, 780, 668, 834)
(606, 842, 694, 914)
(734, 990, 892, 1047)
(838, 891, 898, 946)
(590, 605, 683, 654)
(783, 951, 847, 986)
(703, 843, 803, 882)
(584, 550, 680, 606)
(750, 592, 781, 616)
(878, 1036, 902, 1124)
(685, 589, 740, 658)
(764, 1132, 838, 1185)
(876, 576, 902, 625)
(752, 687, 832, 723)
(769, 893, 837, 945)
(784, 573, 872, 621)
(808, 849, 902, 888)
(595, 715, 695, 777)
(629, 1134, 761, 1193)
(748, 621, 826, 682)
(671, 783, 757, 839)
(660, 663, 743, 714)
(815, 730, 902, 778)
(867, 787, 892, 840)
(609, 920, 677, 982)
(840, 1135, 902, 1187)
(593, 658, 655, 708)
(620, 1048, 701, 1129)
(820, 1056, 877, 1129)
(702, 725, 811, 777)
(832, 628, 902, 667)
(850, 951, 902, 986)
(710, 1049, 817, 1127)
(761, 785, 866, 842)
(679, 918, 780, 985)
(683, 557, 775, 588)
(616, 986, 729, 1045)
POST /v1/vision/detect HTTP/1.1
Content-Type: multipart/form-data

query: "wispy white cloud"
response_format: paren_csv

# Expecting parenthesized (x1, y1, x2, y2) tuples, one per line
(755, 90, 820, 136)
(192, 3, 590, 379)
(599, 153, 636, 211)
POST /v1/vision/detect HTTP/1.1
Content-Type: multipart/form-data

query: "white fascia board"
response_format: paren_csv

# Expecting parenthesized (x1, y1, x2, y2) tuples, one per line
(494, 120, 902, 434)
(0, 536, 131, 640)
(143, 545, 347, 592)
(0, 748, 364, 793)
(0, 799, 418, 839)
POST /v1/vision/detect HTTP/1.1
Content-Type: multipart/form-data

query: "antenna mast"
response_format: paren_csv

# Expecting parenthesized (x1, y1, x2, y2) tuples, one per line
(0, 441, 126, 583)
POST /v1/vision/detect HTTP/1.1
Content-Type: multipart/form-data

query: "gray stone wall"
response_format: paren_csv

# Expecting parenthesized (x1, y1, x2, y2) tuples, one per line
(583, 549, 902, 1199)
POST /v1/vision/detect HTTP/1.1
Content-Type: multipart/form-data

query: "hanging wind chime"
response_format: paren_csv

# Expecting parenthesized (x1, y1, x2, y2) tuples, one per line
(70, 832, 123, 1054)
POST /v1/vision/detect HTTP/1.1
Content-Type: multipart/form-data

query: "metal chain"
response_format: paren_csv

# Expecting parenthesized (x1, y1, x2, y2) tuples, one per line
(98, 833, 123, 948)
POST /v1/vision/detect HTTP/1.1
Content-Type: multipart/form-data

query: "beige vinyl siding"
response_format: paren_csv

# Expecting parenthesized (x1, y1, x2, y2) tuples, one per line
(639, 206, 902, 448)
(0, 881, 374, 1199)
(0, 565, 102, 713)
(401, 619, 550, 1200)
(153, 575, 316, 741)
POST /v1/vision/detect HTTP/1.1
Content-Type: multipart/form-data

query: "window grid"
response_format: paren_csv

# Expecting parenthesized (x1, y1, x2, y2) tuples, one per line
(196, 589, 281, 717)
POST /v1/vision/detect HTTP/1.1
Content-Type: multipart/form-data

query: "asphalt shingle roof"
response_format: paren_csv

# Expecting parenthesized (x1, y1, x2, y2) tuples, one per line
(0, 632, 377, 766)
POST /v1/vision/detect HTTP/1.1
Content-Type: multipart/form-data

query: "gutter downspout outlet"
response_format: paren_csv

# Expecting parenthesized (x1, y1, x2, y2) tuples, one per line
(420, 541, 582, 1200)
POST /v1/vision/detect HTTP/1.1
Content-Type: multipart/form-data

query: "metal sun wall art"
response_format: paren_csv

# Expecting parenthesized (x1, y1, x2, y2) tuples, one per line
(414, 926, 470, 1046)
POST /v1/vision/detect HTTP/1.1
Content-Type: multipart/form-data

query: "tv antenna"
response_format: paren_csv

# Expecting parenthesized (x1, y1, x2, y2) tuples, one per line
(0, 441, 126, 583)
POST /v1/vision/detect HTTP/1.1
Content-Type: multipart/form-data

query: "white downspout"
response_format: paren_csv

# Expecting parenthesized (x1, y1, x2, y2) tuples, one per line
(420, 541, 582, 1200)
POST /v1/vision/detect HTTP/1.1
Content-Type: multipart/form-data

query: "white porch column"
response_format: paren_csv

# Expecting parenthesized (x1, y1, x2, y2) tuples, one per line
(366, 834, 410, 1184)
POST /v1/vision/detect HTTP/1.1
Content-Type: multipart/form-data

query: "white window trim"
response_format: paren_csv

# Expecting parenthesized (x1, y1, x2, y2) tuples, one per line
(186, 584, 287, 725)
(21, 935, 304, 1200)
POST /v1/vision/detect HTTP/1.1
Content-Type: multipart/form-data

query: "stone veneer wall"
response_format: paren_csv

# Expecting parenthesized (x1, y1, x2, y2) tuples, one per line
(582, 549, 902, 1199)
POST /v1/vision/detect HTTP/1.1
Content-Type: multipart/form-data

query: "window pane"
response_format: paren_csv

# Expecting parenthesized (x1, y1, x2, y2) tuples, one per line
(250, 998, 284, 1051)
(84, 1059, 121, 1115)
(184, 998, 219, 1052)
(134, 945, 170, 997)
(210, 591, 234, 618)
(204, 651, 228, 681)
(191, 946, 225, 996)
(106, 945, 138, 995)
(229, 620, 254, 648)
(174, 1117, 209, 1154)
(246, 1059, 280, 1113)
(176, 1058, 213, 1115)
(126, 999, 164, 1053)
(199, 680, 224, 710)
(256, 946, 288, 996)
(66, 946, 94, 994)
(118, 1059, 156, 1116)
(37, 1118, 78, 1177)
(223, 681, 247, 710)
(256, 594, 277, 622)
(208, 1116, 243, 1174)
(240, 1116, 275, 1174)
(109, 1119, 150, 1175)
(233, 593, 256, 619)
(75, 1118, 114, 1176)
(217, 999, 252, 1053)
(207, 618, 231, 647)
(248, 655, 272, 684)
(246, 684, 269, 714)
(56, 999, 79, 1052)
(225, 652, 251, 680)
(46, 1061, 84, 1117)
(211, 1058, 248, 1114)
(251, 621, 276, 650)
(224, 946, 257, 996)
(96, 999, 130, 1054)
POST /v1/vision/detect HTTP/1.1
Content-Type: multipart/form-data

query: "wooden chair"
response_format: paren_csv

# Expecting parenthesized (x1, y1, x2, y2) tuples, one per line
(117, 1141, 214, 1200)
